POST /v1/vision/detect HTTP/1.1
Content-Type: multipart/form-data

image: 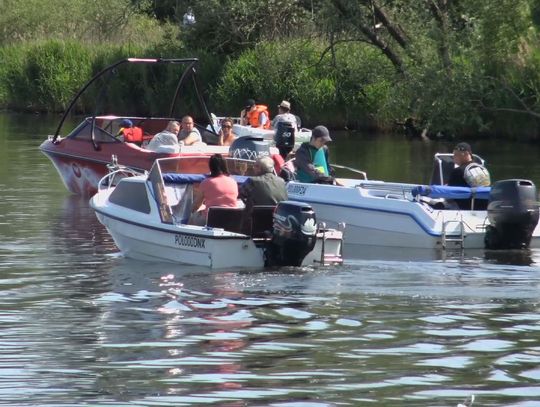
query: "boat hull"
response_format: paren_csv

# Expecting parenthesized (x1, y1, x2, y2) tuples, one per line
(40, 138, 229, 196)
(95, 211, 266, 268)
(286, 181, 540, 250)
(95, 211, 342, 268)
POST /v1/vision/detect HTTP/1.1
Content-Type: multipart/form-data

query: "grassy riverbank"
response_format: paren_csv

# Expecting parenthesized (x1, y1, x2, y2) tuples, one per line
(1, 0, 539, 140)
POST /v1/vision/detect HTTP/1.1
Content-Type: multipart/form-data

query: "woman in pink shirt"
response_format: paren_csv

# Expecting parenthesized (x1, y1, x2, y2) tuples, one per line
(190, 154, 239, 225)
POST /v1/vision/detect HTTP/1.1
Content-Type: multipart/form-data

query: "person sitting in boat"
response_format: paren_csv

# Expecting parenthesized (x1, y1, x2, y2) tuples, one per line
(116, 119, 143, 144)
(271, 100, 298, 159)
(447, 142, 491, 209)
(189, 153, 239, 226)
(146, 121, 181, 152)
(240, 99, 271, 129)
(218, 117, 237, 146)
(240, 155, 288, 211)
(178, 115, 203, 146)
(295, 125, 337, 184)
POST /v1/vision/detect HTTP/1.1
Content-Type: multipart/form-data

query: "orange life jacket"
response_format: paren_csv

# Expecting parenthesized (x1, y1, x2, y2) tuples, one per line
(247, 105, 271, 129)
(122, 127, 143, 143)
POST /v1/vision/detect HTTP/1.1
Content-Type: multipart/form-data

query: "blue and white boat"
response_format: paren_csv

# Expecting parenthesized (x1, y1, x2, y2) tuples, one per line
(287, 154, 540, 250)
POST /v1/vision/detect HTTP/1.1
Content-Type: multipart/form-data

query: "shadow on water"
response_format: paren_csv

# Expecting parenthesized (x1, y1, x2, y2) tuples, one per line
(343, 243, 539, 267)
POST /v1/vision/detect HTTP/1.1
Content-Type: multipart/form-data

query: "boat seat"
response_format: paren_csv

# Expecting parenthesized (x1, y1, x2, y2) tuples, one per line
(206, 206, 246, 233)
(250, 205, 276, 238)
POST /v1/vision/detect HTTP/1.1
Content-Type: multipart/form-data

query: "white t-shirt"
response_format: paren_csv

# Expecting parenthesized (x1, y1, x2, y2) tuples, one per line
(177, 128, 202, 144)
(272, 113, 298, 129)
(146, 130, 179, 151)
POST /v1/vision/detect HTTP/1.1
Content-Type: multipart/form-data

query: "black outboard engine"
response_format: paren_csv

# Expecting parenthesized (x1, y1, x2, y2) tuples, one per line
(229, 136, 270, 160)
(485, 179, 539, 249)
(267, 201, 317, 266)
(274, 121, 296, 159)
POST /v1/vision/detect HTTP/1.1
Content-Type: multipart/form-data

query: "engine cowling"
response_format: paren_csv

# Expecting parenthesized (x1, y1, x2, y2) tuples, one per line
(229, 136, 270, 161)
(267, 201, 317, 266)
(274, 121, 296, 149)
(485, 179, 539, 249)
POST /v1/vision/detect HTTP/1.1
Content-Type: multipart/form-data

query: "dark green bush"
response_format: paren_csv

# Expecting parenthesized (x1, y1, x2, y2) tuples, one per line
(215, 39, 396, 128)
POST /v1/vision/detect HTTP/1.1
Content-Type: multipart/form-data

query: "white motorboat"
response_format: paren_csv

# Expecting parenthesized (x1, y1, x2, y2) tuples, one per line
(90, 156, 343, 268)
(286, 153, 540, 251)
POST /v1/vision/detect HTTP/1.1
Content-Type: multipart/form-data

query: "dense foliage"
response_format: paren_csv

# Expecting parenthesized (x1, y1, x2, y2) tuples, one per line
(1, 0, 540, 139)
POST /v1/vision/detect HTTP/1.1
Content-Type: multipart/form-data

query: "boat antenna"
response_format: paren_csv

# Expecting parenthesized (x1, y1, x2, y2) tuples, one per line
(192, 68, 217, 134)
(168, 59, 217, 134)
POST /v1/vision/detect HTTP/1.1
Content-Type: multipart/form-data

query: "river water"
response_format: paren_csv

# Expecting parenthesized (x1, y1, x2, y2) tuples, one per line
(2, 112, 540, 406)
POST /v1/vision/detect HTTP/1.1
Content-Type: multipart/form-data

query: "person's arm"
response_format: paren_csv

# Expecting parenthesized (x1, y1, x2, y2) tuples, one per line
(324, 147, 335, 176)
(259, 112, 268, 128)
(295, 145, 325, 180)
(192, 185, 204, 213)
(239, 178, 254, 204)
(218, 130, 225, 146)
(183, 129, 202, 146)
(240, 109, 248, 125)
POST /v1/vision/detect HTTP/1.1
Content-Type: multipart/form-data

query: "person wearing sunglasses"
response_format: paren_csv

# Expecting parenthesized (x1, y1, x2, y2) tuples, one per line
(218, 117, 237, 146)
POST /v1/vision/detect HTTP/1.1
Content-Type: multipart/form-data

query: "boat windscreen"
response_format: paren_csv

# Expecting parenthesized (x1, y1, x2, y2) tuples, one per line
(148, 164, 174, 224)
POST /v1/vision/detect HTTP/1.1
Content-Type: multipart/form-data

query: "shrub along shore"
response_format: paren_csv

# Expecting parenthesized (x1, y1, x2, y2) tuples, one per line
(1, 0, 540, 140)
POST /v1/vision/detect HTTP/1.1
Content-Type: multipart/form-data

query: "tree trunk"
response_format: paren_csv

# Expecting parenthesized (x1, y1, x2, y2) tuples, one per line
(329, 0, 406, 75)
(428, 0, 452, 73)
(371, 1, 409, 50)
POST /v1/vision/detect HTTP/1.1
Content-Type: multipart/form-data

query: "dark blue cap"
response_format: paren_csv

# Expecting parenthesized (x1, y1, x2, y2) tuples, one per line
(121, 119, 133, 127)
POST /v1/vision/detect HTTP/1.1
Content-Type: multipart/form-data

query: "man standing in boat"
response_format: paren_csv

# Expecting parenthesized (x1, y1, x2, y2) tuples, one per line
(271, 100, 298, 159)
(295, 125, 336, 184)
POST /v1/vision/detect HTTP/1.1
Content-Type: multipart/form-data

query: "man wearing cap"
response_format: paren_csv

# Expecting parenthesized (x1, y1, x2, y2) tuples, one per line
(239, 155, 288, 211)
(240, 99, 271, 129)
(271, 100, 299, 159)
(294, 125, 336, 184)
(448, 141, 491, 209)
(117, 119, 143, 144)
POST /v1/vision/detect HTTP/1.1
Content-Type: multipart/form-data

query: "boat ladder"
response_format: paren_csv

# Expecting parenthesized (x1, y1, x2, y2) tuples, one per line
(441, 219, 465, 250)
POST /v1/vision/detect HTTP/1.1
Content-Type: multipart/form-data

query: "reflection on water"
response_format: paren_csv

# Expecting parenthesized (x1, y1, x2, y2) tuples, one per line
(2, 113, 540, 406)
(344, 243, 540, 267)
(4, 254, 540, 406)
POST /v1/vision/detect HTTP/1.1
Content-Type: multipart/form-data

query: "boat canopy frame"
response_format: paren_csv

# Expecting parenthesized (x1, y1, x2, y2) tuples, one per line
(53, 57, 216, 147)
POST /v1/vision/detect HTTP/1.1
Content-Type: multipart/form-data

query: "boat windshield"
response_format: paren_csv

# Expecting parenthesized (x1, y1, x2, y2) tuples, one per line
(153, 156, 259, 177)
(146, 156, 259, 224)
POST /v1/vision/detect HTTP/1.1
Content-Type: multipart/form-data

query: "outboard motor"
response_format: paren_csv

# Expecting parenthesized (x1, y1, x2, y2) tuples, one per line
(229, 136, 270, 160)
(274, 121, 296, 158)
(485, 179, 539, 249)
(267, 201, 317, 266)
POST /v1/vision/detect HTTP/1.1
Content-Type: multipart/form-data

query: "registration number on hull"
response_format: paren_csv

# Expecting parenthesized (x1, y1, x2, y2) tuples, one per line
(174, 234, 206, 249)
